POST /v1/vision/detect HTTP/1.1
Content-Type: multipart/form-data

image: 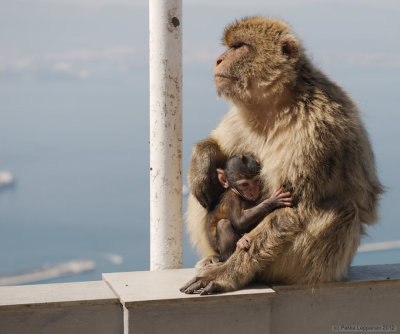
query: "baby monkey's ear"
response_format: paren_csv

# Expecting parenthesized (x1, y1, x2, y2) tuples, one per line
(216, 168, 229, 188)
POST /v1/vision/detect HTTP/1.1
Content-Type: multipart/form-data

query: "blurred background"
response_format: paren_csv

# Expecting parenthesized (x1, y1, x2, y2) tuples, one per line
(0, 0, 399, 284)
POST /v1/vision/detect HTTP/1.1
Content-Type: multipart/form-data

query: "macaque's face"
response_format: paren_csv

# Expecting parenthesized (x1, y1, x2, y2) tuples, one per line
(234, 175, 261, 202)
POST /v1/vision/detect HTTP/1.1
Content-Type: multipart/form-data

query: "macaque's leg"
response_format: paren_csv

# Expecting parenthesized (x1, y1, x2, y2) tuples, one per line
(217, 219, 240, 261)
(181, 208, 301, 294)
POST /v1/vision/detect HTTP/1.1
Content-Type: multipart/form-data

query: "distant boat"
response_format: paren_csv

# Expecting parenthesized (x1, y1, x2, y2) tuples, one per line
(0, 259, 96, 286)
(0, 171, 14, 188)
(182, 184, 189, 197)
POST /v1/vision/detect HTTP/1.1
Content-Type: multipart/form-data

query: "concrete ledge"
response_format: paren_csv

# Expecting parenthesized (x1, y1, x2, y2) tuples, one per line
(0, 264, 399, 334)
(102, 268, 276, 306)
(103, 268, 275, 334)
(0, 281, 123, 334)
(102, 265, 400, 334)
(0, 281, 119, 310)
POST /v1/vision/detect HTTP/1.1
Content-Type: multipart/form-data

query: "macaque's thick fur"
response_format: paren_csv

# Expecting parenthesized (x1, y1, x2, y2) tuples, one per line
(185, 17, 382, 290)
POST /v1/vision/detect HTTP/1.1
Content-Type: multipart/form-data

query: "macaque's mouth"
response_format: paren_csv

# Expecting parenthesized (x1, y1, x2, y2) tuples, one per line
(214, 74, 236, 81)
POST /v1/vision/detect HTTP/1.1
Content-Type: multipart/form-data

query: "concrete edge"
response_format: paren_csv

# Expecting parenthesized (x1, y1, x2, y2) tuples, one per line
(0, 280, 120, 311)
(122, 290, 276, 307)
(2, 264, 400, 311)
(102, 270, 276, 307)
(272, 278, 400, 292)
(0, 298, 121, 312)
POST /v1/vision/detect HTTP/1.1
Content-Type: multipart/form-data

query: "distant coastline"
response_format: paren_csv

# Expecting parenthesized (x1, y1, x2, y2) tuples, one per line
(0, 260, 95, 286)
(358, 240, 400, 253)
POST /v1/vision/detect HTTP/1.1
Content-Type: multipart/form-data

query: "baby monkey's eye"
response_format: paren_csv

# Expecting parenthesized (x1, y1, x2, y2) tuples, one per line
(249, 176, 261, 185)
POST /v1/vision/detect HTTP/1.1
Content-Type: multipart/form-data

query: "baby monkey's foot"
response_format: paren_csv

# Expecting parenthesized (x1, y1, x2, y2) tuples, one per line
(236, 235, 251, 250)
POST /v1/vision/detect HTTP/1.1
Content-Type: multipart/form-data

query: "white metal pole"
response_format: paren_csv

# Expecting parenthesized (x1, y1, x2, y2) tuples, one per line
(149, 0, 182, 270)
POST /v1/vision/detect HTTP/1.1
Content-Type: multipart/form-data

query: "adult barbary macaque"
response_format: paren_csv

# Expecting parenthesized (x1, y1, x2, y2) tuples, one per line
(207, 154, 292, 262)
(182, 17, 382, 295)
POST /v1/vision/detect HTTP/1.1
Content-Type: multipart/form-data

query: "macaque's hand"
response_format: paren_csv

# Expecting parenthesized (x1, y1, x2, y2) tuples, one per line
(267, 188, 293, 208)
(236, 235, 251, 250)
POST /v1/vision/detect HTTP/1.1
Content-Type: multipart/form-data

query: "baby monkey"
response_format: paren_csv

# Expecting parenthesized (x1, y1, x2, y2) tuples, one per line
(207, 154, 293, 261)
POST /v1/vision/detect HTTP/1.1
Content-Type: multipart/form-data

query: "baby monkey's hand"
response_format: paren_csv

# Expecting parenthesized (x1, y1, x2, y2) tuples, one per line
(236, 234, 251, 250)
(268, 188, 293, 208)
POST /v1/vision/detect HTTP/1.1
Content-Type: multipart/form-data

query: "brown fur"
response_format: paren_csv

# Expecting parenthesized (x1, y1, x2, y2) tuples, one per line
(206, 190, 238, 252)
(206, 188, 250, 252)
(183, 17, 382, 293)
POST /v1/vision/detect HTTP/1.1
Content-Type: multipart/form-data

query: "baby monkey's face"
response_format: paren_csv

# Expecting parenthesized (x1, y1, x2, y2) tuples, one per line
(234, 175, 261, 202)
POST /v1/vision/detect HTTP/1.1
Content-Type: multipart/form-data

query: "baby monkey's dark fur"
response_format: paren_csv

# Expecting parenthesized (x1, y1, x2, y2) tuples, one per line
(207, 154, 292, 261)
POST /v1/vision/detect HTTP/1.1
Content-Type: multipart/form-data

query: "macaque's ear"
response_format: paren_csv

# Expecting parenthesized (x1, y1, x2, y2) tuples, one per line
(280, 38, 299, 59)
(216, 168, 229, 188)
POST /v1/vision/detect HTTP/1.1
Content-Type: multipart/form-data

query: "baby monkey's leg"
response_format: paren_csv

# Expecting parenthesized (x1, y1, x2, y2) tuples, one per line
(216, 219, 240, 261)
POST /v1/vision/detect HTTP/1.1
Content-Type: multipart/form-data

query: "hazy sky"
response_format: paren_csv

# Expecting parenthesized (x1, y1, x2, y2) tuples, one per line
(1, 0, 400, 81)
(1, 0, 400, 242)
(0, 1, 400, 275)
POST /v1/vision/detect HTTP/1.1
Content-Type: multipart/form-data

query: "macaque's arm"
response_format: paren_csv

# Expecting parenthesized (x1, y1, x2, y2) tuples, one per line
(188, 138, 227, 210)
(231, 188, 292, 234)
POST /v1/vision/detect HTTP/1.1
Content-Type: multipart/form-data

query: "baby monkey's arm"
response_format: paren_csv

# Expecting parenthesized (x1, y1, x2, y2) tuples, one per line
(232, 188, 293, 234)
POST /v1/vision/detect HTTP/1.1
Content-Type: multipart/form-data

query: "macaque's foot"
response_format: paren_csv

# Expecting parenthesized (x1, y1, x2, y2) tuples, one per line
(180, 278, 222, 295)
(180, 262, 236, 295)
(179, 262, 238, 295)
(179, 275, 226, 295)
(195, 255, 221, 270)
(236, 235, 251, 250)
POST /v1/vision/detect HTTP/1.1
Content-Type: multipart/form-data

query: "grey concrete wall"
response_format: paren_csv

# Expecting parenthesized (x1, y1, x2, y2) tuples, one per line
(103, 269, 275, 334)
(103, 266, 400, 334)
(0, 303, 123, 334)
(271, 282, 400, 334)
(126, 299, 271, 334)
(0, 281, 123, 334)
(1, 265, 399, 334)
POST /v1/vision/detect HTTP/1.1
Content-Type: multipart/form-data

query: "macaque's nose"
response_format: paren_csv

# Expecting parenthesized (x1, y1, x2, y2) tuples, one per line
(216, 58, 223, 66)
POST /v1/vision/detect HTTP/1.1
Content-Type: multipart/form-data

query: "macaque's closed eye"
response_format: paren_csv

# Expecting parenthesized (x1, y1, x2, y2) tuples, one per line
(232, 42, 245, 49)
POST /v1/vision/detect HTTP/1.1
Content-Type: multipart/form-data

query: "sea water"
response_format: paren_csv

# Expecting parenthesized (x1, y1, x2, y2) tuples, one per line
(0, 65, 399, 284)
